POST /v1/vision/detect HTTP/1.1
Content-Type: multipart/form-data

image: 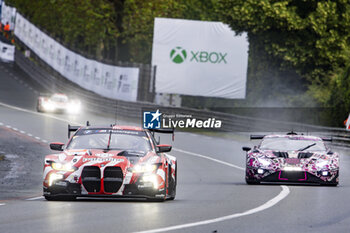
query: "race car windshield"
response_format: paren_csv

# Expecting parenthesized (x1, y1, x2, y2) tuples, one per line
(259, 138, 326, 151)
(51, 95, 68, 103)
(66, 130, 151, 153)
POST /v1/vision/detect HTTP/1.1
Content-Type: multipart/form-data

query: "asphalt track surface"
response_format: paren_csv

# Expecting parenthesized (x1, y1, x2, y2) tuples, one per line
(0, 62, 350, 233)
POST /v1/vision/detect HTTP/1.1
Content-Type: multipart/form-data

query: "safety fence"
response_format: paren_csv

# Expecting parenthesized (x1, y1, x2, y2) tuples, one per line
(13, 47, 350, 148)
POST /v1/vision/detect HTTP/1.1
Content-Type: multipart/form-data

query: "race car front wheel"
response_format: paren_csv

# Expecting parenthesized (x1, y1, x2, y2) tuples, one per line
(36, 103, 43, 112)
(168, 162, 177, 200)
(321, 170, 339, 186)
(245, 177, 260, 185)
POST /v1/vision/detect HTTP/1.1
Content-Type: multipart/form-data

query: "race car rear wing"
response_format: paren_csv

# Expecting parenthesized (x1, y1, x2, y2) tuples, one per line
(148, 128, 175, 141)
(250, 134, 333, 141)
(68, 125, 80, 138)
(250, 135, 265, 140)
(321, 137, 333, 142)
(68, 121, 90, 138)
(148, 128, 174, 134)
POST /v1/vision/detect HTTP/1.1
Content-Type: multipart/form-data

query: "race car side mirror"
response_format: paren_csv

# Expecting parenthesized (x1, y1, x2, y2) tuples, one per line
(156, 144, 172, 153)
(50, 142, 65, 151)
(242, 147, 251, 152)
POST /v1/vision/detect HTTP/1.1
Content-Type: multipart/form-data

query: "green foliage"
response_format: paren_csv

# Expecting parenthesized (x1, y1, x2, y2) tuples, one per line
(327, 66, 350, 126)
(120, 0, 185, 63)
(8, 0, 119, 60)
(120, 0, 219, 63)
(216, 0, 350, 118)
(7, 0, 218, 63)
(217, 0, 350, 91)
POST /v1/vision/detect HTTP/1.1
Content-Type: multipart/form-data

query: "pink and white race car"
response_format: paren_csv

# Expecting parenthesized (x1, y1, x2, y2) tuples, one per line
(243, 132, 339, 186)
(43, 124, 177, 201)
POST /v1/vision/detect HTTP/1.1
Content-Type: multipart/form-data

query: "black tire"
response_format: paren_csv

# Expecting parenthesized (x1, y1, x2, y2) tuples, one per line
(168, 162, 177, 200)
(322, 182, 338, 186)
(321, 170, 339, 186)
(36, 104, 42, 113)
(245, 178, 260, 185)
(44, 196, 56, 201)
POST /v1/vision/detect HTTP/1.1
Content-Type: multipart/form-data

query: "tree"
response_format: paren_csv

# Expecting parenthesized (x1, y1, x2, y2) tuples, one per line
(120, 0, 185, 63)
(217, 0, 350, 105)
(7, 0, 119, 61)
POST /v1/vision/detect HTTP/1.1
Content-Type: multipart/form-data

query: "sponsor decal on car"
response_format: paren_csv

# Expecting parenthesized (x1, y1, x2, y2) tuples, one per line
(82, 158, 124, 162)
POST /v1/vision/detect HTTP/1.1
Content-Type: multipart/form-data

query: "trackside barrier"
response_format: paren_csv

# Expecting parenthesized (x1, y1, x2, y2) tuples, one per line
(14, 48, 350, 148)
(0, 40, 14, 62)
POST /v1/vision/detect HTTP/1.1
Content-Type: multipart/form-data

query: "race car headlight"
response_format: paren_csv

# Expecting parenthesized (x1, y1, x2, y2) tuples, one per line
(51, 162, 75, 172)
(132, 164, 158, 173)
(316, 160, 329, 169)
(43, 102, 55, 111)
(257, 157, 271, 167)
(48, 173, 63, 186)
(142, 174, 159, 189)
(67, 102, 82, 114)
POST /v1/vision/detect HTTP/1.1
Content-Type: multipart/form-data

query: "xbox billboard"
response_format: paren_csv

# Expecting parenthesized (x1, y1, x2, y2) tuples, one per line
(152, 18, 248, 99)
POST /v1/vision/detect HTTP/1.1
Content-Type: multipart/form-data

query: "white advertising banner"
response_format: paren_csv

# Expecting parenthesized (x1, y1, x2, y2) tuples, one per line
(0, 40, 14, 62)
(14, 13, 140, 102)
(1, 1, 16, 30)
(152, 18, 248, 99)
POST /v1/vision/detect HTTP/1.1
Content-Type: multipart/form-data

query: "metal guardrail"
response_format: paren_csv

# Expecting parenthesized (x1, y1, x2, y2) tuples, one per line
(14, 47, 350, 147)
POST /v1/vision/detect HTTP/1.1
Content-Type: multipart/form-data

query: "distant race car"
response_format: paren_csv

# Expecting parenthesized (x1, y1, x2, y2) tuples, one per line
(37, 93, 81, 114)
(43, 124, 177, 201)
(243, 132, 339, 186)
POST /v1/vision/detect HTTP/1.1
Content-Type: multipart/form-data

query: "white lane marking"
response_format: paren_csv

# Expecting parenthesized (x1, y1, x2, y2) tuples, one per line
(26, 196, 44, 201)
(0, 101, 81, 125)
(0, 102, 82, 145)
(0, 123, 47, 144)
(136, 149, 290, 233)
(0, 122, 3, 126)
(0, 203, 5, 206)
(173, 148, 245, 171)
(135, 186, 290, 233)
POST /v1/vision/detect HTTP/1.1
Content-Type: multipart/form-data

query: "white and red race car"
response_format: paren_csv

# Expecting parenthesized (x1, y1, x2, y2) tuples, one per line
(37, 93, 81, 114)
(43, 124, 177, 201)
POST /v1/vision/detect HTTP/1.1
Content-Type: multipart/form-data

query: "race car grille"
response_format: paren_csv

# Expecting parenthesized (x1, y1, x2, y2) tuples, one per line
(279, 171, 307, 181)
(298, 152, 313, 159)
(273, 152, 289, 158)
(104, 167, 123, 193)
(82, 166, 101, 193)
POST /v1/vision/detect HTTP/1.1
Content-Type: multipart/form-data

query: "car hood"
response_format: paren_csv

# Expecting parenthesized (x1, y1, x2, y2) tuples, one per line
(256, 150, 327, 159)
(45, 149, 158, 168)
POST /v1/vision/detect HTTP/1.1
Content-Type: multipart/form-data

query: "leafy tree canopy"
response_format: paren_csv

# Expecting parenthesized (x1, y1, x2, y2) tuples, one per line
(217, 0, 350, 84)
